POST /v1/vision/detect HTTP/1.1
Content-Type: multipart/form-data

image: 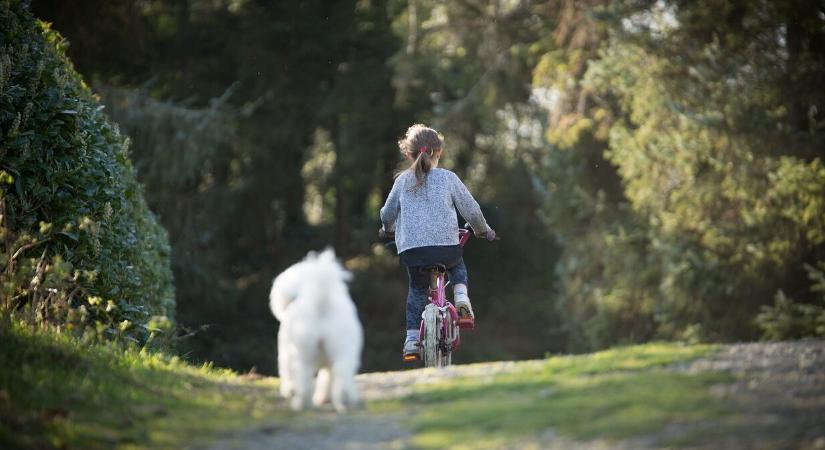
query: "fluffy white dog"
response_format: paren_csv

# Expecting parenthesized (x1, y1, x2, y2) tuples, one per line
(269, 248, 363, 412)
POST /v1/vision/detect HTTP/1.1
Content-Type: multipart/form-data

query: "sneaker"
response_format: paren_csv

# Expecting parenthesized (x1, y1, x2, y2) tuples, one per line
(402, 338, 421, 362)
(455, 297, 475, 329)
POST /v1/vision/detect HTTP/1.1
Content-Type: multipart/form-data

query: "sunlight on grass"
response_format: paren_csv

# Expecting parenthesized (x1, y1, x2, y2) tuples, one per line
(1, 325, 731, 450)
(0, 322, 286, 450)
(389, 343, 729, 449)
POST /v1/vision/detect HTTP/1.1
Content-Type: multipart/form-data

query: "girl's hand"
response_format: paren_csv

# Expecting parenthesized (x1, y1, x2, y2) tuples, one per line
(483, 228, 497, 241)
(378, 227, 394, 240)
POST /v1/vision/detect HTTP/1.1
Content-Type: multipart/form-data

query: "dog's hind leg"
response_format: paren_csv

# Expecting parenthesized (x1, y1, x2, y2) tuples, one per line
(312, 366, 332, 407)
(330, 361, 360, 413)
(290, 357, 316, 411)
(277, 329, 293, 398)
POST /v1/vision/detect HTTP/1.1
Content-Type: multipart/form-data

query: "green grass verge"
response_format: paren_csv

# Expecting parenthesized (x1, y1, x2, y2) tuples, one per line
(0, 321, 286, 449)
(395, 343, 730, 449)
(0, 324, 734, 449)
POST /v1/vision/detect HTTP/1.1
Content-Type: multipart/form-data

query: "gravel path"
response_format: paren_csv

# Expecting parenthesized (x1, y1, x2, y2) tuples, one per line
(202, 340, 825, 450)
(674, 340, 825, 450)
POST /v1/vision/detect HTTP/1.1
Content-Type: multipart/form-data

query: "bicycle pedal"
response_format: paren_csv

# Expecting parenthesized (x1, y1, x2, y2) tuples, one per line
(458, 317, 475, 330)
(402, 353, 420, 362)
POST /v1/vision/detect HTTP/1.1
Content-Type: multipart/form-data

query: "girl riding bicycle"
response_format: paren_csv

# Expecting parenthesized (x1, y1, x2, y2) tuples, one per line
(379, 124, 496, 361)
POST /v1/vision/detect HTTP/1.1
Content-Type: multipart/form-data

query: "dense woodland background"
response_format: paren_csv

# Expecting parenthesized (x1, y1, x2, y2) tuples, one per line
(2, 0, 824, 373)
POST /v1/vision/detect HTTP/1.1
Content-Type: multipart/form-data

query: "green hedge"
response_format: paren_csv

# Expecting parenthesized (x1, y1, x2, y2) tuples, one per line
(0, 1, 174, 340)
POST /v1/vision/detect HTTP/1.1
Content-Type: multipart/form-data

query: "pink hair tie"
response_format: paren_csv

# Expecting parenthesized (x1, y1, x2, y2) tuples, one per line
(419, 146, 428, 154)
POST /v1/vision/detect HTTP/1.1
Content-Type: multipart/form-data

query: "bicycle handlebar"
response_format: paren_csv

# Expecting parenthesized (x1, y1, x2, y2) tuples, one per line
(378, 224, 498, 248)
(461, 223, 500, 241)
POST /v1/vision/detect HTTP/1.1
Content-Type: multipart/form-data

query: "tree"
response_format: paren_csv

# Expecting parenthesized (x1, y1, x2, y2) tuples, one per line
(529, 0, 825, 346)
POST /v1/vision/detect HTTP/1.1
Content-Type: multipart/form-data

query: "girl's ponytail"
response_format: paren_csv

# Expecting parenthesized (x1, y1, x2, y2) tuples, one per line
(411, 146, 433, 188)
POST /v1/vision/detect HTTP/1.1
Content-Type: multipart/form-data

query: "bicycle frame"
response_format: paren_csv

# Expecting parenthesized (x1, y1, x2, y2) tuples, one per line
(418, 266, 460, 350)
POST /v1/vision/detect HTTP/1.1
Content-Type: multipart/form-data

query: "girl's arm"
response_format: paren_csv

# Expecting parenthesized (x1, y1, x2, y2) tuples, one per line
(449, 173, 491, 235)
(379, 175, 402, 231)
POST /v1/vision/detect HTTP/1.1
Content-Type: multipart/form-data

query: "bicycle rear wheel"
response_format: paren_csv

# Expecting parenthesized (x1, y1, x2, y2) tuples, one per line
(422, 304, 456, 368)
(421, 304, 452, 367)
(421, 304, 440, 367)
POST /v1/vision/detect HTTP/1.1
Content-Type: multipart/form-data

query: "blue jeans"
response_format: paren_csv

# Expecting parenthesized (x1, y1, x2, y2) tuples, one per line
(405, 259, 468, 330)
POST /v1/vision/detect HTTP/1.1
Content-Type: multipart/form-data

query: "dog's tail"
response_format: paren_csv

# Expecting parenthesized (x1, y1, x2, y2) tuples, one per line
(301, 247, 352, 317)
(269, 261, 303, 321)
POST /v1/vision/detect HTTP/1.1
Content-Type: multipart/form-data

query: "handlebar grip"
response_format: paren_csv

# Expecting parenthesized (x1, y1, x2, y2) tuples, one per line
(462, 223, 474, 236)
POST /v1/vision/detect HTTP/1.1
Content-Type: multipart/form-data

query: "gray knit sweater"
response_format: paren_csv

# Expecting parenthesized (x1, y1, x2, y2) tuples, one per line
(380, 168, 491, 254)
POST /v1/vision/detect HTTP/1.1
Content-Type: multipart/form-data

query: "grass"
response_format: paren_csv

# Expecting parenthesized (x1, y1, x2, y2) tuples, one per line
(388, 343, 731, 449)
(1, 321, 736, 450)
(0, 320, 287, 450)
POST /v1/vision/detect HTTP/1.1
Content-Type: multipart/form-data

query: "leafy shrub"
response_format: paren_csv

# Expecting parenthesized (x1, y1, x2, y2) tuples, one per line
(756, 263, 825, 340)
(0, 1, 174, 342)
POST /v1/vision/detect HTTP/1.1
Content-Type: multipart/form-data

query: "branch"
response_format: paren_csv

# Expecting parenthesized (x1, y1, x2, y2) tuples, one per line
(4, 238, 51, 274)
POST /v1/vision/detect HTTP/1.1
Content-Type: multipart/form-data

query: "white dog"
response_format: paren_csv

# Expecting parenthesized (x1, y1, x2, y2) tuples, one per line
(269, 248, 363, 412)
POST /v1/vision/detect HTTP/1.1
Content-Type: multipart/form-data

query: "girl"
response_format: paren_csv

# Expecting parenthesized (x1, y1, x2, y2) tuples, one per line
(379, 124, 496, 361)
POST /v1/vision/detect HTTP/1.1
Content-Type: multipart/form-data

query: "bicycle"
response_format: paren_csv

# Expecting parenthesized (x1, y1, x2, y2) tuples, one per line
(415, 225, 475, 367)
(383, 224, 490, 368)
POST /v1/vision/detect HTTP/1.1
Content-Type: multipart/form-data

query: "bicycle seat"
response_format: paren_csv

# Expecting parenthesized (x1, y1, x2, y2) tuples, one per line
(419, 264, 447, 274)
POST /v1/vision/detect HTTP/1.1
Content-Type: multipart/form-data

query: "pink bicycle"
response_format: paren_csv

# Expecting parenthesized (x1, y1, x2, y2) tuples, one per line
(385, 225, 480, 367)
(414, 226, 474, 367)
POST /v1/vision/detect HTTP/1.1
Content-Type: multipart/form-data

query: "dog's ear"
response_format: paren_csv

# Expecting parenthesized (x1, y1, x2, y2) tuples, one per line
(338, 265, 352, 281)
(318, 247, 353, 282)
(319, 246, 336, 261)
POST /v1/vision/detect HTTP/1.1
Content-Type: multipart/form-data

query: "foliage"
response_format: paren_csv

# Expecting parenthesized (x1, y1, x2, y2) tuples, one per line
(528, 0, 825, 348)
(0, 1, 173, 342)
(26, 0, 562, 371)
(96, 84, 248, 359)
(756, 263, 825, 340)
(24, 0, 825, 369)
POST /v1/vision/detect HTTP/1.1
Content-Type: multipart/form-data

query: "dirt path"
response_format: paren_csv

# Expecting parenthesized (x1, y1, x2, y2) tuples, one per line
(202, 340, 825, 450)
(201, 363, 538, 450)
(672, 340, 825, 449)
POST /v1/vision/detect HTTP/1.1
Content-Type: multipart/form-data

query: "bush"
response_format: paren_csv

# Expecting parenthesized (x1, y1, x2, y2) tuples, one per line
(0, 1, 174, 343)
(756, 263, 825, 340)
